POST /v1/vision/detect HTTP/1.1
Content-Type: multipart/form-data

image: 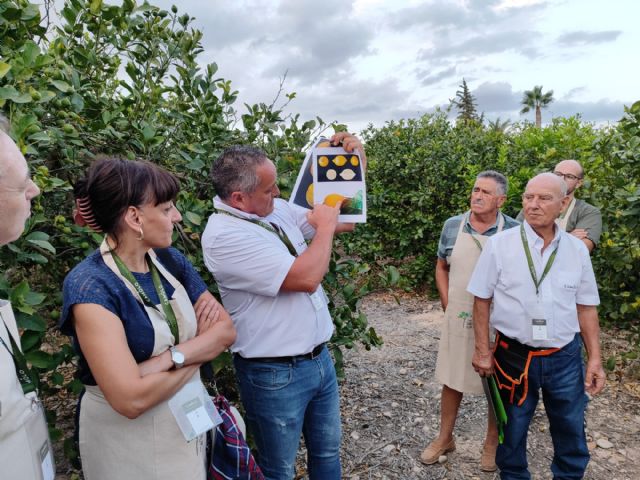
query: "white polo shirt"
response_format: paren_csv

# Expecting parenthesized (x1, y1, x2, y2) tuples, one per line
(202, 197, 333, 358)
(467, 220, 600, 348)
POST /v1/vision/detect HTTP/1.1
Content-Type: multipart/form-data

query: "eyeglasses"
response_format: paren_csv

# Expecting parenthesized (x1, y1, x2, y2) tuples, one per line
(552, 171, 582, 181)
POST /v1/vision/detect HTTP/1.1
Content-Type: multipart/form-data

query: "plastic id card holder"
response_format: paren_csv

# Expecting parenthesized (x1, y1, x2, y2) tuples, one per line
(309, 288, 327, 311)
(525, 299, 549, 341)
(169, 379, 222, 442)
(24, 397, 55, 480)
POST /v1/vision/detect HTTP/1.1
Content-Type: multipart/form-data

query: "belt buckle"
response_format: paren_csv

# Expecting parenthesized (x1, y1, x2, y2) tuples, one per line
(309, 343, 324, 359)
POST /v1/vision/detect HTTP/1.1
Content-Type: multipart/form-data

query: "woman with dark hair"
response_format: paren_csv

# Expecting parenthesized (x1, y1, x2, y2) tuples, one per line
(60, 157, 236, 480)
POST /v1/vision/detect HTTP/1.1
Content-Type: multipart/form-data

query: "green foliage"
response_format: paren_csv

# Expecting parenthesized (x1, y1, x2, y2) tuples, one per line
(1, 0, 380, 463)
(590, 101, 640, 328)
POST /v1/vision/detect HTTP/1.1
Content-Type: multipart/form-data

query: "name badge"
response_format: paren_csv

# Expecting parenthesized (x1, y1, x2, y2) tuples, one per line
(24, 396, 55, 480)
(531, 318, 548, 341)
(168, 379, 222, 442)
(525, 300, 549, 341)
(40, 440, 55, 480)
(309, 289, 326, 311)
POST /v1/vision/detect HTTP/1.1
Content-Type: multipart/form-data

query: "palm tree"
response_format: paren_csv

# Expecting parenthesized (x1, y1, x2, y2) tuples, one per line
(487, 117, 511, 133)
(520, 86, 554, 128)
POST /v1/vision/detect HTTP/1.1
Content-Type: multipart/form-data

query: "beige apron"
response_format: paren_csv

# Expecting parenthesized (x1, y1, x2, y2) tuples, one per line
(78, 240, 205, 480)
(434, 213, 504, 394)
(557, 197, 576, 231)
(0, 301, 55, 480)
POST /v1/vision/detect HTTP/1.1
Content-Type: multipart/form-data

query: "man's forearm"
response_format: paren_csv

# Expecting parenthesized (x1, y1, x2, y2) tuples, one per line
(577, 304, 602, 361)
(435, 259, 449, 310)
(281, 225, 335, 292)
(473, 296, 492, 353)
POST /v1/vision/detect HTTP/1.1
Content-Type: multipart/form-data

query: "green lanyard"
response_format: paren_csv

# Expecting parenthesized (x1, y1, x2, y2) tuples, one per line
(464, 213, 484, 252)
(217, 209, 299, 257)
(111, 252, 180, 344)
(520, 224, 559, 296)
(0, 311, 38, 395)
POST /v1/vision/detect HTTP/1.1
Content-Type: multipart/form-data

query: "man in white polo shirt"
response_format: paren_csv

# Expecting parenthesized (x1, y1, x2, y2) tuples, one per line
(201, 133, 364, 480)
(468, 172, 605, 479)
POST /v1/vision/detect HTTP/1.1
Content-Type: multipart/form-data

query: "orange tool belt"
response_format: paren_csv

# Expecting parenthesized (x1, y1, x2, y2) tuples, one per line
(492, 332, 559, 406)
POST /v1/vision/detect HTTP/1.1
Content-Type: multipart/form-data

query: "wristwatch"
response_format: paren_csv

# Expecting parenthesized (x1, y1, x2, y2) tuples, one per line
(170, 346, 185, 369)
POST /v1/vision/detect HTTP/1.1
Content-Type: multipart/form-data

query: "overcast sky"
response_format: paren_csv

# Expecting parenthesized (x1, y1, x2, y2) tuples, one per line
(152, 0, 637, 133)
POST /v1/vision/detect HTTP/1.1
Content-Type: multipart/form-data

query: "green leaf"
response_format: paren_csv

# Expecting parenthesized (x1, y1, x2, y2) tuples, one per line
(25, 350, 57, 369)
(28, 131, 50, 143)
(22, 41, 40, 65)
(184, 211, 202, 225)
(185, 157, 205, 170)
(11, 93, 33, 104)
(19, 252, 48, 264)
(24, 290, 45, 306)
(89, 0, 103, 15)
(21, 3, 41, 21)
(51, 372, 65, 386)
(605, 356, 616, 371)
(16, 313, 47, 332)
(0, 62, 11, 79)
(70, 93, 84, 112)
(19, 330, 41, 351)
(36, 91, 56, 103)
(25, 232, 49, 241)
(141, 125, 155, 141)
(10, 280, 29, 302)
(0, 86, 19, 100)
(50, 80, 72, 92)
(27, 239, 56, 254)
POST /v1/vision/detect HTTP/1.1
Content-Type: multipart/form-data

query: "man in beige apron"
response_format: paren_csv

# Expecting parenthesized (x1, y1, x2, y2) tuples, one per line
(0, 116, 54, 480)
(517, 159, 602, 253)
(420, 171, 519, 472)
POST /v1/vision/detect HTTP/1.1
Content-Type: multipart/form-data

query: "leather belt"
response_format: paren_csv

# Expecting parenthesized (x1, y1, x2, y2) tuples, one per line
(239, 343, 326, 363)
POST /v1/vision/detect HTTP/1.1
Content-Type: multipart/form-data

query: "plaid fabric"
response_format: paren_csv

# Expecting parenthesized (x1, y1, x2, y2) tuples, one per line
(437, 211, 520, 259)
(209, 395, 264, 480)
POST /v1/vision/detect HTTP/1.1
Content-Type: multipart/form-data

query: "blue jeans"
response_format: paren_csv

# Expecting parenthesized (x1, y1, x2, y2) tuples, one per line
(233, 345, 342, 480)
(497, 334, 589, 479)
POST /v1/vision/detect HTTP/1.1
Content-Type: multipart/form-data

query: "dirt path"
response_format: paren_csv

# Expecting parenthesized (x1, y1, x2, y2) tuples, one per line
(335, 292, 640, 479)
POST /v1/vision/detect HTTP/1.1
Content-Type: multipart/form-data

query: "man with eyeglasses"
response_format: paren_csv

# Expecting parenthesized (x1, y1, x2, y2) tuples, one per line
(518, 159, 601, 252)
(420, 171, 518, 472)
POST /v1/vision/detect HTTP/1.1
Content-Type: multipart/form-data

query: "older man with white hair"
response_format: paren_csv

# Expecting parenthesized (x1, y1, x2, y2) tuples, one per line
(517, 159, 602, 253)
(0, 114, 54, 479)
(468, 172, 605, 479)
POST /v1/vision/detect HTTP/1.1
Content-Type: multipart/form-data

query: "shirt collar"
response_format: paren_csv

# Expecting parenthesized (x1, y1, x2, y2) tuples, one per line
(213, 195, 269, 221)
(523, 219, 561, 249)
(465, 210, 501, 234)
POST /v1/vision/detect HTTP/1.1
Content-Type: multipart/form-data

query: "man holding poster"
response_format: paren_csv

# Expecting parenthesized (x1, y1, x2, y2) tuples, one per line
(202, 133, 365, 480)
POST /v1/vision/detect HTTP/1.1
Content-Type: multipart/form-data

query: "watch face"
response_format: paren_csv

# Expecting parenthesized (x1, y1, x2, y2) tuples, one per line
(172, 348, 185, 366)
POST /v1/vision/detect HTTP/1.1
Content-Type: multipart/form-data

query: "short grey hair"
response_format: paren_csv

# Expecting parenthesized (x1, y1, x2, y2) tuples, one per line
(477, 170, 508, 195)
(0, 113, 8, 133)
(210, 145, 269, 200)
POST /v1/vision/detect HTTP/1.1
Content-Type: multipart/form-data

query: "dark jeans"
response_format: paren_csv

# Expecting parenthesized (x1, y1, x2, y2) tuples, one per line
(497, 334, 590, 479)
(233, 345, 342, 480)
